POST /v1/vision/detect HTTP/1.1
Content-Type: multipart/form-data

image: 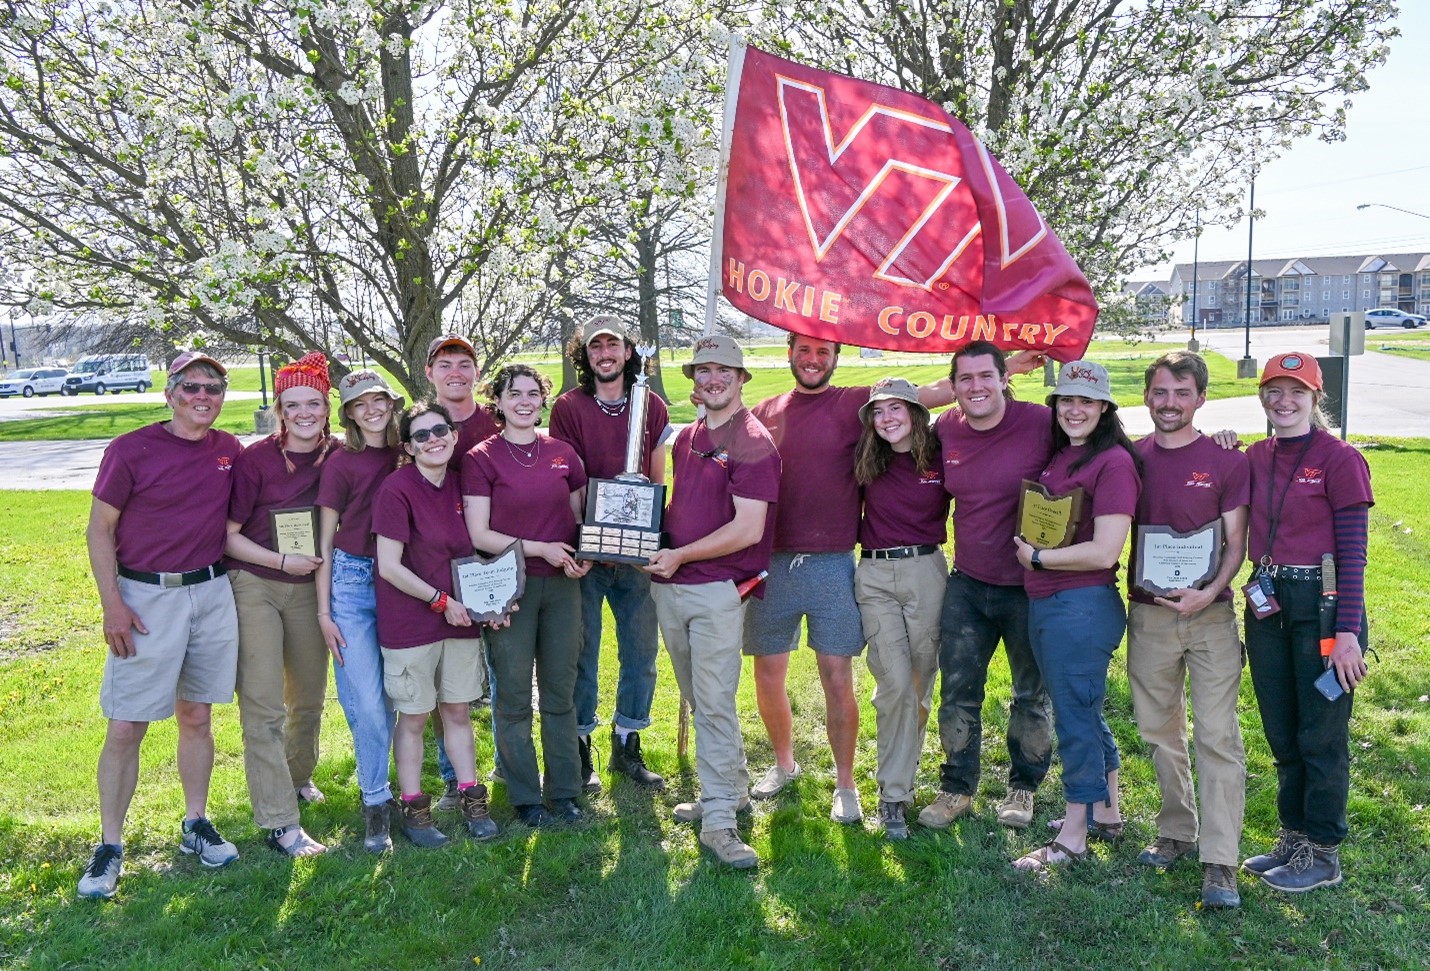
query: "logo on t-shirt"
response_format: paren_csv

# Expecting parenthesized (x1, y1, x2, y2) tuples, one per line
(919, 470, 943, 485)
(944, 450, 961, 467)
(1296, 466, 1324, 485)
(549, 456, 570, 471)
(1185, 470, 1213, 489)
(217, 455, 233, 472)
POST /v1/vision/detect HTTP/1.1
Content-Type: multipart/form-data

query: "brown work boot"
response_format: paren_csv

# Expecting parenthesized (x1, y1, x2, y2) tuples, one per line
(699, 828, 758, 869)
(917, 791, 973, 829)
(1137, 835, 1198, 868)
(996, 789, 1035, 829)
(1202, 863, 1241, 908)
(398, 795, 449, 849)
(460, 784, 498, 841)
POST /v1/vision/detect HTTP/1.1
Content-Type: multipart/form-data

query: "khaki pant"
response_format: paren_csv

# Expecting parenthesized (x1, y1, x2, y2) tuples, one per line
(232, 571, 329, 830)
(652, 580, 749, 832)
(855, 552, 947, 803)
(1127, 600, 1246, 866)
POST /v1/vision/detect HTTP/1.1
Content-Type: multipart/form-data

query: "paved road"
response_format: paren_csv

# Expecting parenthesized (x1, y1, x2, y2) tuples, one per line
(1, 327, 1422, 490)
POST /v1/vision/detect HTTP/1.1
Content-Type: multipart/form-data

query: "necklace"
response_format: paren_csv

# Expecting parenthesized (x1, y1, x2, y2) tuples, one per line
(595, 394, 628, 417)
(503, 434, 540, 468)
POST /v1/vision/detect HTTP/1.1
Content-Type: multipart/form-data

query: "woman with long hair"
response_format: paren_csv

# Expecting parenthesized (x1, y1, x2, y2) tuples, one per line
(372, 400, 497, 848)
(1240, 353, 1372, 893)
(224, 351, 339, 857)
(463, 364, 591, 827)
(1011, 360, 1142, 870)
(314, 370, 403, 853)
(851, 378, 951, 840)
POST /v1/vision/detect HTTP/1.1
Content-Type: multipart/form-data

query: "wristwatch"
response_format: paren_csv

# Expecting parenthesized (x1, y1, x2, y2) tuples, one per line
(1031, 549, 1045, 571)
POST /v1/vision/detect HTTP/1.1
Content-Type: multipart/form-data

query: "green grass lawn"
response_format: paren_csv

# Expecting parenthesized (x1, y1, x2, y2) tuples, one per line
(1367, 330, 1430, 361)
(1, 438, 1427, 970)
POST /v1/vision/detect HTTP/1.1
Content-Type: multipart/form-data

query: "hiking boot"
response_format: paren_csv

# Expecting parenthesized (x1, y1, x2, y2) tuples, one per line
(180, 816, 240, 867)
(77, 843, 122, 900)
(1202, 863, 1241, 908)
(363, 802, 393, 854)
(460, 784, 499, 840)
(750, 762, 801, 799)
(830, 787, 863, 824)
(398, 795, 450, 849)
(550, 798, 584, 824)
(514, 804, 554, 828)
(699, 827, 758, 869)
(997, 789, 1035, 829)
(878, 800, 909, 840)
(435, 778, 461, 812)
(1261, 841, 1343, 893)
(578, 735, 602, 794)
(672, 796, 750, 823)
(611, 729, 665, 790)
(1137, 836, 1198, 869)
(1242, 829, 1306, 875)
(917, 791, 973, 829)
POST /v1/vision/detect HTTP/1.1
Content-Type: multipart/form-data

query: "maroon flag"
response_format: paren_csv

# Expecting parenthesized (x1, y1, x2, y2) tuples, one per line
(719, 46, 1097, 360)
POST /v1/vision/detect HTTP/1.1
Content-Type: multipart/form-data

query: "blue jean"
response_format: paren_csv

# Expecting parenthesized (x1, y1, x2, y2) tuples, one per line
(576, 563, 660, 734)
(1028, 585, 1125, 805)
(936, 570, 1052, 796)
(329, 550, 395, 807)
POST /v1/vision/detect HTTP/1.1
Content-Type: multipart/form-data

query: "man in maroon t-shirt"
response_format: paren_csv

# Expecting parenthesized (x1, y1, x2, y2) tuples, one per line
(78, 351, 243, 900)
(1127, 350, 1250, 910)
(646, 335, 779, 869)
(548, 316, 673, 793)
(744, 334, 951, 826)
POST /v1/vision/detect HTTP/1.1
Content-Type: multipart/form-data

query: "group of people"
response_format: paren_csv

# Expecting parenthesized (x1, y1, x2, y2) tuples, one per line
(77, 324, 1372, 914)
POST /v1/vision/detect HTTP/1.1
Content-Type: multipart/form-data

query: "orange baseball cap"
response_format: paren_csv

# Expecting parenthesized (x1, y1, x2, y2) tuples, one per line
(1259, 352, 1322, 391)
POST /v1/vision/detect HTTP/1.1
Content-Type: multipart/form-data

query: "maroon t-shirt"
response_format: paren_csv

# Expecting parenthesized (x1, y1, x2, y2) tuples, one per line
(1129, 434, 1250, 604)
(1024, 444, 1141, 599)
(462, 433, 588, 578)
(92, 422, 242, 574)
(751, 385, 867, 552)
(448, 405, 500, 470)
(1247, 429, 1373, 566)
(548, 387, 672, 480)
(316, 445, 400, 559)
(935, 399, 1054, 586)
(655, 409, 781, 587)
(859, 452, 950, 550)
(225, 436, 332, 584)
(372, 464, 475, 649)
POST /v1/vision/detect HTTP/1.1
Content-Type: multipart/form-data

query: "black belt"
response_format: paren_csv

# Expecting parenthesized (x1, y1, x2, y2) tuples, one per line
(861, 544, 939, 560)
(1266, 564, 1321, 582)
(118, 562, 226, 588)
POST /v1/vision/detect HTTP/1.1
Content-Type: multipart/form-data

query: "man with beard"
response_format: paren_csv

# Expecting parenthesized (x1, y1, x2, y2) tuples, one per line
(745, 334, 951, 824)
(1126, 350, 1249, 909)
(549, 316, 673, 792)
(646, 335, 780, 868)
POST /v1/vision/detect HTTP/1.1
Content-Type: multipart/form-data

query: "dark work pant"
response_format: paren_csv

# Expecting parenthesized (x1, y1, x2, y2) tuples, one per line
(1244, 575, 1360, 846)
(936, 570, 1053, 796)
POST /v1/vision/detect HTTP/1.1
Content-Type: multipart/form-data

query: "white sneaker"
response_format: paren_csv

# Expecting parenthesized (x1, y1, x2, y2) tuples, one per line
(77, 843, 123, 899)
(750, 762, 801, 799)
(180, 816, 240, 867)
(830, 787, 864, 823)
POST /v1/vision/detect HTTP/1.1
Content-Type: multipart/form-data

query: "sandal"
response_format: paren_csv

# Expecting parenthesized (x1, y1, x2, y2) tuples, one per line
(1014, 839, 1087, 871)
(295, 782, 326, 805)
(1048, 815, 1124, 842)
(267, 824, 326, 858)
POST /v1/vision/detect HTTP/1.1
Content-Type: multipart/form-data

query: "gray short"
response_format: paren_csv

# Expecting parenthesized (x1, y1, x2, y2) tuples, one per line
(742, 551, 866, 657)
(99, 575, 239, 722)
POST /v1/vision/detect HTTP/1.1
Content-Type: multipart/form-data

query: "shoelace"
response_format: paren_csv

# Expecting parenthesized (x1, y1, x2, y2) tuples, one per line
(1282, 840, 1317, 872)
(87, 844, 121, 876)
(188, 819, 223, 847)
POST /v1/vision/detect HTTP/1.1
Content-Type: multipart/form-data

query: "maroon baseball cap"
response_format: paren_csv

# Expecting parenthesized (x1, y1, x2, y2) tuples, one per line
(426, 334, 478, 365)
(169, 350, 228, 377)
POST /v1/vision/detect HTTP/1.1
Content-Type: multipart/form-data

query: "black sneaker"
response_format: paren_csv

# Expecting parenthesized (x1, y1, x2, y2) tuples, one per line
(578, 735, 602, 793)
(550, 798, 584, 824)
(610, 728, 665, 790)
(77, 843, 123, 900)
(1261, 841, 1343, 893)
(514, 804, 554, 828)
(180, 816, 240, 867)
(1242, 829, 1306, 875)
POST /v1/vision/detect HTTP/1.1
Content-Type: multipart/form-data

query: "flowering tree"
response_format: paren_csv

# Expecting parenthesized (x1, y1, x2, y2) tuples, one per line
(0, 0, 723, 393)
(755, 0, 1398, 314)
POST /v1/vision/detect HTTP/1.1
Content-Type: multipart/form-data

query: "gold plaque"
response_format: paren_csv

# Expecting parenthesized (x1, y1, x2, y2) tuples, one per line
(270, 506, 318, 557)
(1017, 481, 1085, 549)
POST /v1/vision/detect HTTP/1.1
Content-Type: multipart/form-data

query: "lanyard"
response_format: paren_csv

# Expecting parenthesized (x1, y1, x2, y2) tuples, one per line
(1260, 432, 1315, 569)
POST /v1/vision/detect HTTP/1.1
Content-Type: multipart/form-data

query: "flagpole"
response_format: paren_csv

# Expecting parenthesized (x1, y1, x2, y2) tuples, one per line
(704, 37, 746, 336)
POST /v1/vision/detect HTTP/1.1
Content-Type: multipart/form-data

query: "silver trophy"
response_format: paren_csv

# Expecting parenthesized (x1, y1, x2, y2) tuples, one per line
(576, 344, 666, 564)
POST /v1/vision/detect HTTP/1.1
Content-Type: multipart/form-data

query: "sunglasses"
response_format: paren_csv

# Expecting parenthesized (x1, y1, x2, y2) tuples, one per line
(409, 423, 453, 444)
(179, 382, 226, 396)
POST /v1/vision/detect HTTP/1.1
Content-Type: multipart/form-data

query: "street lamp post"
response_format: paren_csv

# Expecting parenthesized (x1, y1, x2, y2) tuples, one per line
(1356, 202, 1430, 221)
(7, 307, 21, 371)
(1237, 177, 1258, 379)
(1188, 209, 1200, 351)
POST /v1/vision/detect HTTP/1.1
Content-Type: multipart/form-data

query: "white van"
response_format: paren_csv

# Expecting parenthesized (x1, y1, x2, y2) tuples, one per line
(62, 354, 153, 395)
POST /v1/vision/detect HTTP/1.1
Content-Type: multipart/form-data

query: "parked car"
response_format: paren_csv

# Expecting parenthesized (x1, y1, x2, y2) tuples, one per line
(1365, 308, 1428, 329)
(61, 354, 152, 395)
(0, 366, 70, 398)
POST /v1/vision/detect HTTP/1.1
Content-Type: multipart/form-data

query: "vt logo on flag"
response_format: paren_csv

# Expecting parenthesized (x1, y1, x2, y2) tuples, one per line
(720, 46, 1097, 359)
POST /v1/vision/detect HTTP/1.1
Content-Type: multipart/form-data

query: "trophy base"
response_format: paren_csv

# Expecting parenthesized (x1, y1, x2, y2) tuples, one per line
(576, 524, 661, 566)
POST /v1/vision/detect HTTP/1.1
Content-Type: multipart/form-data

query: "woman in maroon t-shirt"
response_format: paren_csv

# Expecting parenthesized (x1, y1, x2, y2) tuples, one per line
(464, 365, 590, 828)
(851, 378, 950, 841)
(223, 352, 338, 858)
(1011, 360, 1141, 870)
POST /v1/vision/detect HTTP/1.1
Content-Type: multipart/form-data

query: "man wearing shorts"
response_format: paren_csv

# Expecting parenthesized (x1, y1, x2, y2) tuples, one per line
(646, 335, 780, 868)
(745, 334, 950, 823)
(79, 351, 243, 899)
